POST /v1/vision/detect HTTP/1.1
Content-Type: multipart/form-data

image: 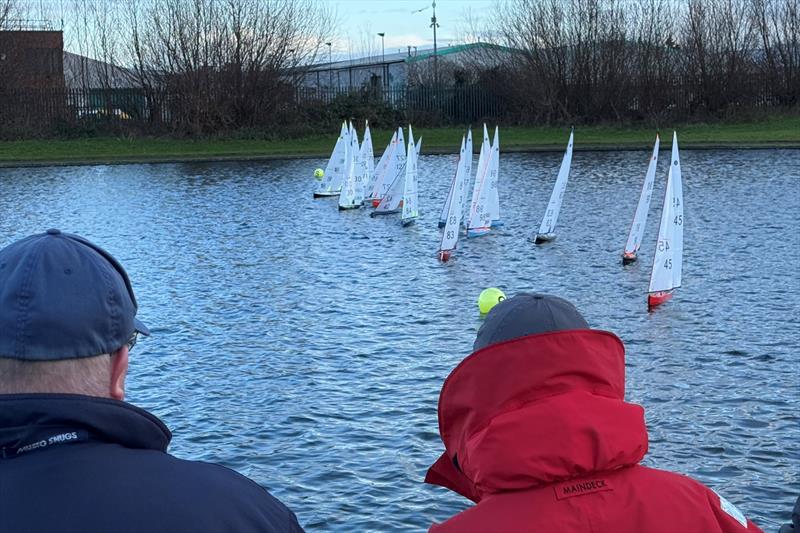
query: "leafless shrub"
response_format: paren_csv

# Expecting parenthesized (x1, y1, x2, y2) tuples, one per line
(0, 0, 15, 29)
(67, 0, 331, 134)
(485, 0, 795, 124)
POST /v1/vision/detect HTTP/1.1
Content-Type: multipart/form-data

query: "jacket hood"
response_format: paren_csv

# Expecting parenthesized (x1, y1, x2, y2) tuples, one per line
(425, 329, 648, 502)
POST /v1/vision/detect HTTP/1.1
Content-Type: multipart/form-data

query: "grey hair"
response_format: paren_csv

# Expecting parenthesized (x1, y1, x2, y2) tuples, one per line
(0, 355, 113, 397)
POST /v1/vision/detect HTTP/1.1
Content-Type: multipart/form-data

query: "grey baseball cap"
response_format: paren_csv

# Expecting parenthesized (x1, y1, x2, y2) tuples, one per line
(0, 229, 149, 360)
(473, 293, 589, 351)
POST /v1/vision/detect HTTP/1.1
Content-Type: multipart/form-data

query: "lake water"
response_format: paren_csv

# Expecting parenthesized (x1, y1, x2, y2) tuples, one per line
(1, 147, 798, 531)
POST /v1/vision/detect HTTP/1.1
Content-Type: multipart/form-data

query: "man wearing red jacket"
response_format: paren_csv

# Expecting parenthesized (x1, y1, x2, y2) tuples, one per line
(425, 293, 763, 533)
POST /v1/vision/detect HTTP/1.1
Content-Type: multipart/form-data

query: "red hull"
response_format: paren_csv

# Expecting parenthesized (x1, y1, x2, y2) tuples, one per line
(647, 291, 673, 309)
(438, 250, 451, 262)
(371, 199, 403, 208)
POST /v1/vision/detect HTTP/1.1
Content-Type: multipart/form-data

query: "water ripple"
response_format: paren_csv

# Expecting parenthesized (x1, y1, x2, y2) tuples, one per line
(0, 148, 797, 530)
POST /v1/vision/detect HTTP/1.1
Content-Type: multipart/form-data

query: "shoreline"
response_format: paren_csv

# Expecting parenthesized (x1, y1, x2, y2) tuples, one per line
(2, 116, 797, 168)
(1, 141, 798, 169)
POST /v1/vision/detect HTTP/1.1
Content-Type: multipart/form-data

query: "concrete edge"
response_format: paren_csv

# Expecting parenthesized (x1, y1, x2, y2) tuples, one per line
(1, 142, 798, 169)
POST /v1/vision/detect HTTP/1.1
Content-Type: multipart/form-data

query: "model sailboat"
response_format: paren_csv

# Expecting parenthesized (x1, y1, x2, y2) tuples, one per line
(370, 127, 409, 217)
(314, 122, 349, 198)
(370, 128, 406, 208)
(534, 128, 574, 243)
(438, 135, 468, 261)
(361, 121, 374, 199)
(623, 134, 660, 264)
(400, 127, 419, 227)
(487, 126, 502, 227)
(366, 130, 397, 205)
(466, 125, 494, 238)
(648, 132, 684, 309)
(338, 123, 362, 210)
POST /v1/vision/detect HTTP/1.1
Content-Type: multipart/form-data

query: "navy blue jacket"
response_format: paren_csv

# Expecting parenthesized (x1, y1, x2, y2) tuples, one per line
(0, 394, 303, 533)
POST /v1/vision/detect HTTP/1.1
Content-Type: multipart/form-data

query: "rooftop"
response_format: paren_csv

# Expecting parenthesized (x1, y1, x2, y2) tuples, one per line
(306, 42, 515, 71)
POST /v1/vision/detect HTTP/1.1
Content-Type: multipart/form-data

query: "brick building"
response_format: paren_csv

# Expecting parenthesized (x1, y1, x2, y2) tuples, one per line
(0, 29, 64, 89)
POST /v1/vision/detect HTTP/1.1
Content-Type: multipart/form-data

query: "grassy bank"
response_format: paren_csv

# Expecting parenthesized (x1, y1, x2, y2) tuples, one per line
(1, 115, 797, 167)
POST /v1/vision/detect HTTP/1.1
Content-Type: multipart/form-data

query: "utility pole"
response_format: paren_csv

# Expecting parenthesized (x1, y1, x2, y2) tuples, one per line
(325, 42, 332, 89)
(378, 32, 386, 89)
(430, 1, 439, 86)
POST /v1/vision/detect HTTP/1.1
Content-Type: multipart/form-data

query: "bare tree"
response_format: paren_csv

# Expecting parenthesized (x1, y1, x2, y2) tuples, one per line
(112, 0, 331, 134)
(752, 0, 800, 104)
(0, 0, 15, 29)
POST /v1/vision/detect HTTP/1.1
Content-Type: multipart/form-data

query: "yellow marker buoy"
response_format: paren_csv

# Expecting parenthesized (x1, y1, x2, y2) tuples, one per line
(478, 288, 506, 315)
(314, 168, 324, 180)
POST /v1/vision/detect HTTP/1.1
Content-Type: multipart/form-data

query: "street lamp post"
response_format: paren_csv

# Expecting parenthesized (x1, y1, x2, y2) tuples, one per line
(430, 1, 439, 86)
(377, 32, 386, 89)
(325, 42, 332, 90)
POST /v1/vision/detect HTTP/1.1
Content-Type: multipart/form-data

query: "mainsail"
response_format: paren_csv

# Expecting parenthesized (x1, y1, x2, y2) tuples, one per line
(360, 121, 374, 202)
(535, 128, 574, 241)
(338, 124, 362, 209)
(372, 128, 408, 215)
(438, 136, 467, 260)
(623, 134, 660, 261)
(401, 126, 419, 226)
(487, 126, 501, 226)
(466, 124, 493, 238)
(315, 122, 348, 196)
(648, 131, 684, 307)
(367, 130, 397, 203)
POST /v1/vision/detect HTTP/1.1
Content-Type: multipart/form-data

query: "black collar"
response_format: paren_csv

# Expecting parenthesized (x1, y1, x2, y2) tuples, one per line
(0, 394, 171, 458)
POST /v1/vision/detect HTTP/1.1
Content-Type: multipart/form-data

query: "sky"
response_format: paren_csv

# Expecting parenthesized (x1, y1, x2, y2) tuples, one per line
(328, 0, 495, 59)
(12, 0, 496, 61)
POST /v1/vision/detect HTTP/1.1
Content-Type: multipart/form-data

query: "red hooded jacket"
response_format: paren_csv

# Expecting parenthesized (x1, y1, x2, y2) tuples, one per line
(425, 330, 763, 533)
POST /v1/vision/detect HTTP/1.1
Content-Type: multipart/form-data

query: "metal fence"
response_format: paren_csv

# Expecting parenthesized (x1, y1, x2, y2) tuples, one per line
(0, 82, 794, 136)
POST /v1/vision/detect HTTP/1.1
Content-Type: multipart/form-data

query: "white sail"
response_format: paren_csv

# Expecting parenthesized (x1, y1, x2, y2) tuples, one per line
(487, 126, 501, 225)
(329, 123, 352, 193)
(624, 134, 660, 256)
(669, 132, 683, 288)
(401, 127, 419, 224)
(439, 172, 456, 227)
(368, 130, 397, 202)
(440, 136, 467, 253)
(316, 122, 348, 194)
(377, 127, 406, 202)
(338, 126, 362, 209)
(648, 131, 684, 293)
(467, 124, 493, 236)
(537, 128, 574, 236)
(439, 148, 460, 227)
(360, 122, 374, 201)
(372, 128, 407, 214)
(415, 137, 422, 157)
(460, 129, 473, 224)
(373, 172, 404, 213)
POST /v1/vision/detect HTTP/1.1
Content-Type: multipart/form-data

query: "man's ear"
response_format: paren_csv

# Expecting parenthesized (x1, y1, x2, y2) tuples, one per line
(109, 346, 129, 401)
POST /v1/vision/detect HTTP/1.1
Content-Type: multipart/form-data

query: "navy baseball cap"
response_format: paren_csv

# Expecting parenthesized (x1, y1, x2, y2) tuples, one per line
(0, 229, 149, 361)
(473, 293, 589, 351)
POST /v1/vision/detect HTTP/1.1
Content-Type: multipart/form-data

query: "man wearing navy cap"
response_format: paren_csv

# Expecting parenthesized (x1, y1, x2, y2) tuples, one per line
(0, 230, 303, 532)
(425, 292, 763, 532)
